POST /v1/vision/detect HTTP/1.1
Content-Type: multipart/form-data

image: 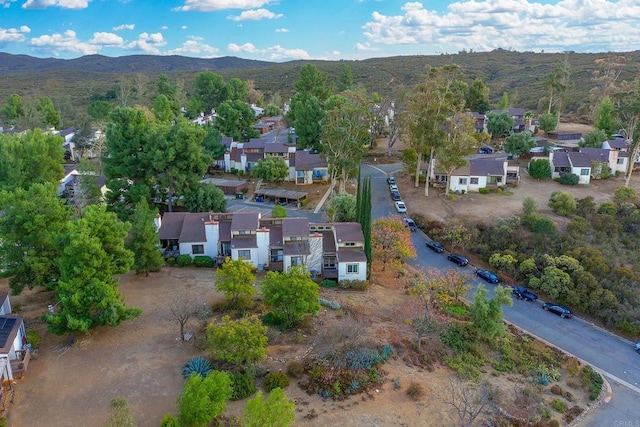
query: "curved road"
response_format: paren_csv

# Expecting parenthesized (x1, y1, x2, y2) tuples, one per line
(362, 162, 640, 426)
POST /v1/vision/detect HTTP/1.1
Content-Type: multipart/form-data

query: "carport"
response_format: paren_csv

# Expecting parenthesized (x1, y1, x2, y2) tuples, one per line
(253, 188, 307, 205)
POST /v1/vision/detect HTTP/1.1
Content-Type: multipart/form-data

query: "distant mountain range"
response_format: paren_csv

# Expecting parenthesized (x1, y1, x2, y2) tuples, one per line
(0, 53, 273, 75)
(0, 50, 639, 120)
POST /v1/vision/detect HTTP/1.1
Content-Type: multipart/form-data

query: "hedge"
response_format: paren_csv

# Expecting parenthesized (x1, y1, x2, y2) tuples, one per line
(193, 255, 215, 268)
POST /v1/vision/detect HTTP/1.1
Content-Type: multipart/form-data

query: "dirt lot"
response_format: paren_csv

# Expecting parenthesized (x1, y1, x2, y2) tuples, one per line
(4, 264, 598, 427)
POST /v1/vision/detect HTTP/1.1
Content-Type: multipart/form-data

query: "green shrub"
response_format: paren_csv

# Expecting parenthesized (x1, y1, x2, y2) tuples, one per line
(176, 254, 192, 267)
(166, 258, 176, 266)
(320, 279, 338, 288)
(300, 198, 310, 207)
(445, 305, 469, 317)
(558, 173, 580, 185)
(479, 188, 491, 194)
(440, 322, 477, 354)
(229, 370, 256, 400)
(407, 381, 424, 401)
(318, 298, 341, 310)
(580, 365, 603, 400)
(26, 330, 41, 348)
(264, 371, 290, 392)
(286, 360, 305, 379)
(160, 414, 180, 427)
(338, 280, 368, 291)
(616, 320, 640, 336)
(598, 201, 618, 215)
(551, 397, 567, 413)
(193, 256, 215, 268)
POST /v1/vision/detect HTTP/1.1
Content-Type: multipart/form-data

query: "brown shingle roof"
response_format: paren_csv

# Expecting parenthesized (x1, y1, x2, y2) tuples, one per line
(469, 159, 505, 176)
(231, 212, 260, 231)
(179, 213, 212, 242)
(580, 148, 610, 163)
(284, 241, 310, 255)
(159, 212, 187, 240)
(243, 139, 267, 150)
(219, 220, 232, 241)
(568, 152, 592, 168)
(264, 143, 289, 153)
(269, 225, 283, 246)
(293, 151, 327, 170)
(283, 217, 309, 237)
(333, 223, 364, 243)
(337, 249, 367, 263)
(607, 139, 628, 149)
(552, 151, 571, 167)
(321, 230, 336, 253)
(231, 236, 257, 249)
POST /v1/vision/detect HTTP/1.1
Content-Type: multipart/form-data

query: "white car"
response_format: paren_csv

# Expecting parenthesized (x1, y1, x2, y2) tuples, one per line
(389, 184, 399, 192)
(394, 201, 407, 213)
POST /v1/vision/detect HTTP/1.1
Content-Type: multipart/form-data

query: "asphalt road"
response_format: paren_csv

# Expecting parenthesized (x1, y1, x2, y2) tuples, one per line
(361, 162, 640, 424)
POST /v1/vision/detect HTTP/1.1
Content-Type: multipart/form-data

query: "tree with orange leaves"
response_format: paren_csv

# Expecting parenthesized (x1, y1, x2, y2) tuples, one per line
(371, 216, 416, 271)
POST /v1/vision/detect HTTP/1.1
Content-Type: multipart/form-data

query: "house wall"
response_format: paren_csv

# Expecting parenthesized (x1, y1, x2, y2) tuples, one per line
(9, 321, 25, 360)
(204, 222, 220, 256)
(571, 166, 591, 184)
(308, 235, 323, 273)
(0, 298, 11, 316)
(338, 261, 367, 281)
(179, 241, 208, 259)
(232, 248, 258, 268)
(609, 151, 627, 174)
(256, 229, 270, 269)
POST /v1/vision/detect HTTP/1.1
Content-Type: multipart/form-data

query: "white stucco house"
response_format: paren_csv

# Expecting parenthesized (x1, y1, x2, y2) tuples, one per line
(430, 158, 520, 193)
(158, 212, 367, 282)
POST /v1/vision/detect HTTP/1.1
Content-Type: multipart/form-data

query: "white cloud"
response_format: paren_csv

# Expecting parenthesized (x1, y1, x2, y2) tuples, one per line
(89, 32, 124, 47)
(362, 0, 640, 53)
(228, 8, 282, 21)
(181, 25, 188, 30)
(125, 32, 166, 54)
(1, 0, 18, 8)
(28, 30, 99, 55)
(0, 25, 30, 44)
(22, 0, 89, 9)
(166, 40, 220, 58)
(275, 28, 289, 33)
(112, 24, 134, 32)
(355, 42, 378, 51)
(227, 42, 310, 61)
(161, 25, 168, 30)
(175, 0, 272, 12)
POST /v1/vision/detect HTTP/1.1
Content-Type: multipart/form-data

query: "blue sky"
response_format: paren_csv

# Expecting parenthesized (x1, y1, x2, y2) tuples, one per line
(0, 0, 639, 61)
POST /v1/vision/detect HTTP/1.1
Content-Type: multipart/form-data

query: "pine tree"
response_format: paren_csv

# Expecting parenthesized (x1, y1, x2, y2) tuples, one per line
(129, 198, 164, 276)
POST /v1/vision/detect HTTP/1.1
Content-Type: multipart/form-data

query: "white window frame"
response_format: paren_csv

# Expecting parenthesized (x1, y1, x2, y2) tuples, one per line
(459, 178, 468, 185)
(580, 168, 590, 176)
(470, 177, 479, 185)
(290, 255, 304, 266)
(238, 250, 251, 260)
(346, 263, 359, 274)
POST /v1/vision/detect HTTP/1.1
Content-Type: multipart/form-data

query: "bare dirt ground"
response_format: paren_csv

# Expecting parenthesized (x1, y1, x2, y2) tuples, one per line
(4, 264, 596, 427)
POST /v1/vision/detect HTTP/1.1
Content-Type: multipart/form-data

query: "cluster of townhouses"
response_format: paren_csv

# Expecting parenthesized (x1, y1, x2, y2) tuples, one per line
(158, 211, 367, 282)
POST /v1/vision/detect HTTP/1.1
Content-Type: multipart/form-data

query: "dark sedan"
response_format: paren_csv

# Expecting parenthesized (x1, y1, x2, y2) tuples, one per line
(390, 191, 401, 201)
(512, 287, 538, 301)
(447, 254, 469, 266)
(542, 302, 573, 318)
(475, 269, 499, 284)
(426, 240, 444, 253)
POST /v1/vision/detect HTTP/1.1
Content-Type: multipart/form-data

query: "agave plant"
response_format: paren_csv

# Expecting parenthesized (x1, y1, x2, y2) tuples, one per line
(182, 356, 212, 379)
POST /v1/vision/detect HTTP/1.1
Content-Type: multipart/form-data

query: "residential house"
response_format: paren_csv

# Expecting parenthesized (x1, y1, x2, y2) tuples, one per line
(0, 293, 30, 384)
(602, 138, 631, 171)
(579, 147, 626, 178)
(289, 150, 328, 184)
(58, 167, 107, 205)
(430, 158, 520, 193)
(158, 212, 367, 281)
(487, 108, 526, 133)
(219, 137, 328, 185)
(545, 151, 592, 184)
(471, 112, 486, 134)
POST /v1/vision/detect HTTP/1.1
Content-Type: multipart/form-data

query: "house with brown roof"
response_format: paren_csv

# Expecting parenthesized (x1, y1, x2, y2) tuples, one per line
(158, 212, 366, 281)
(0, 292, 30, 383)
(290, 150, 328, 184)
(545, 151, 592, 184)
(430, 158, 520, 193)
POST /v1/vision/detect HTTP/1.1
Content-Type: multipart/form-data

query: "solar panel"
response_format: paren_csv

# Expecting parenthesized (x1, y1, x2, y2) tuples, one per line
(0, 318, 17, 349)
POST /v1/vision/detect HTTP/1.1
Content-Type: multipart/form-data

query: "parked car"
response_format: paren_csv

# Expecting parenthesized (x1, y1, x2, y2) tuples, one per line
(387, 176, 396, 185)
(475, 269, 499, 284)
(447, 254, 469, 266)
(542, 302, 573, 318)
(390, 191, 401, 201)
(394, 201, 407, 213)
(478, 146, 494, 154)
(403, 217, 417, 231)
(389, 184, 399, 192)
(425, 240, 444, 253)
(512, 287, 538, 301)
(635, 342, 640, 353)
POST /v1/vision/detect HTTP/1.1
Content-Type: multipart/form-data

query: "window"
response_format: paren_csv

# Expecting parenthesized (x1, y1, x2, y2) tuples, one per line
(470, 177, 479, 185)
(289, 236, 302, 241)
(617, 158, 625, 164)
(238, 230, 251, 235)
(343, 242, 356, 247)
(238, 250, 251, 260)
(580, 168, 590, 176)
(346, 264, 359, 274)
(270, 250, 283, 262)
(192, 244, 204, 255)
(459, 178, 467, 185)
(291, 256, 303, 266)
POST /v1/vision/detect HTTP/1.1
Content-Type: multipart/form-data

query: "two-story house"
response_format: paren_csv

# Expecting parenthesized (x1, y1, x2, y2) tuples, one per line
(430, 158, 520, 193)
(158, 212, 366, 281)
